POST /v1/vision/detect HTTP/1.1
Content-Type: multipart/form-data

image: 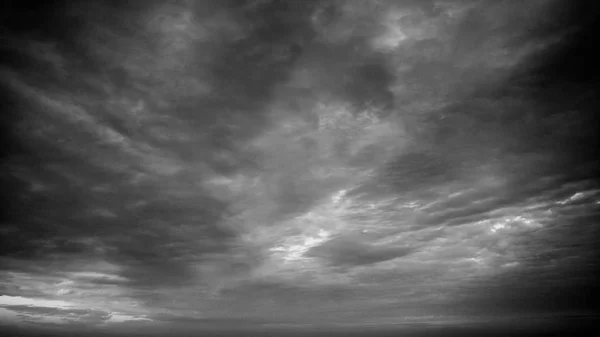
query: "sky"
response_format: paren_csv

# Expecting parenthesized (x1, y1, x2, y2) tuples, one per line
(0, 0, 599, 335)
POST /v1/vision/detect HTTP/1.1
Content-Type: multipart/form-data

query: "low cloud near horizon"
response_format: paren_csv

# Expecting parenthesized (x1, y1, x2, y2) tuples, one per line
(1, 0, 599, 333)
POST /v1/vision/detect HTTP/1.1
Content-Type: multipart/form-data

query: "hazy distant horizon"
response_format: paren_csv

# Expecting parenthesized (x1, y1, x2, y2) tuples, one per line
(2, 314, 598, 336)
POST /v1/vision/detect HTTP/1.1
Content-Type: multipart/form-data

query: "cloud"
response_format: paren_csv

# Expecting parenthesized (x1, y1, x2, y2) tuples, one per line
(306, 236, 416, 267)
(0, 295, 153, 331)
(2, 305, 108, 319)
(0, 296, 72, 309)
(1, 0, 599, 333)
(0, 304, 111, 328)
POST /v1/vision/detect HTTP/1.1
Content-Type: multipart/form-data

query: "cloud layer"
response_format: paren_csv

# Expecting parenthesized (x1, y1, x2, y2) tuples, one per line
(1, 0, 599, 333)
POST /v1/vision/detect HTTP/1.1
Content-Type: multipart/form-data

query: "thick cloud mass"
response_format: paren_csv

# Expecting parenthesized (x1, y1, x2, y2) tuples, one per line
(1, 0, 599, 335)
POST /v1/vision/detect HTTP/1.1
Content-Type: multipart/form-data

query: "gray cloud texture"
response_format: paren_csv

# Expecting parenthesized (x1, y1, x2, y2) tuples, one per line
(1, 0, 599, 333)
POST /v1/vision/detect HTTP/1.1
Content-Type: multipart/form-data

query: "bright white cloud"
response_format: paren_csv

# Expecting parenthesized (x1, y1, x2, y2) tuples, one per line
(0, 295, 74, 309)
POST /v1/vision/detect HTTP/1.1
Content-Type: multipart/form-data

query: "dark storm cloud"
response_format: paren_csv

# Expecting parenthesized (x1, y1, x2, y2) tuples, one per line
(441, 203, 600, 316)
(453, 256, 600, 316)
(1, 0, 600, 334)
(375, 151, 457, 195)
(0, 0, 323, 293)
(341, 59, 396, 114)
(306, 236, 416, 267)
(0, 151, 235, 287)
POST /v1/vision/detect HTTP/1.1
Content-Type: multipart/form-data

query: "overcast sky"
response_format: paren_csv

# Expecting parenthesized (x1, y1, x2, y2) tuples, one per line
(1, 0, 599, 335)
